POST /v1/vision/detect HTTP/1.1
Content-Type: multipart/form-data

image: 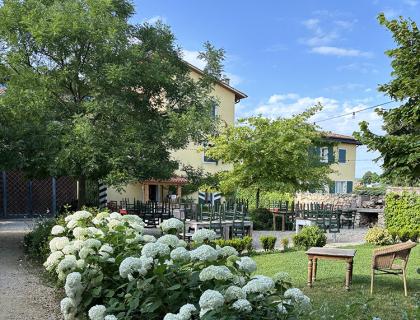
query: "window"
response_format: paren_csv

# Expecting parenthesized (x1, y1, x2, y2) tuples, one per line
(335, 181, 347, 194)
(338, 148, 347, 163)
(320, 147, 329, 163)
(211, 103, 218, 119)
(203, 152, 217, 164)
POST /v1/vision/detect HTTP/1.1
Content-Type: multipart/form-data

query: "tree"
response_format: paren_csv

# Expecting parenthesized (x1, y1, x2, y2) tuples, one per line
(206, 106, 333, 208)
(361, 171, 380, 185)
(354, 14, 420, 186)
(180, 165, 220, 197)
(0, 0, 223, 207)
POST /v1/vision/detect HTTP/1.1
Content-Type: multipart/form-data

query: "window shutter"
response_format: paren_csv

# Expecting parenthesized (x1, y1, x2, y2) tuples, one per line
(339, 149, 346, 163)
(346, 181, 353, 193)
(328, 146, 334, 163)
(329, 181, 336, 194)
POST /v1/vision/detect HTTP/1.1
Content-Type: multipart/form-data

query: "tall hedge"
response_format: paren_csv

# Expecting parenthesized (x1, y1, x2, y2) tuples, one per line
(385, 192, 420, 234)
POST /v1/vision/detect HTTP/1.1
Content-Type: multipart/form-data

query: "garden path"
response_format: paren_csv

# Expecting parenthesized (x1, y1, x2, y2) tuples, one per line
(0, 220, 61, 320)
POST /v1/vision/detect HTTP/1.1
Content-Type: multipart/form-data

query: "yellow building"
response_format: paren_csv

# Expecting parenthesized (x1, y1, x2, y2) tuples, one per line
(321, 132, 361, 194)
(106, 63, 247, 204)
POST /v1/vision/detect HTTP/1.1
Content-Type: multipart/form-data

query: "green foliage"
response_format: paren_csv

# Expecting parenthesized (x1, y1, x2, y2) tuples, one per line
(354, 185, 386, 196)
(0, 0, 224, 205)
(249, 208, 273, 230)
(181, 165, 220, 195)
(385, 192, 420, 239)
(281, 238, 290, 251)
(388, 227, 419, 242)
(354, 14, 420, 186)
(213, 236, 253, 254)
(235, 188, 293, 210)
(292, 226, 327, 250)
(260, 236, 277, 251)
(360, 171, 381, 185)
(206, 106, 333, 206)
(364, 227, 395, 245)
(24, 217, 57, 261)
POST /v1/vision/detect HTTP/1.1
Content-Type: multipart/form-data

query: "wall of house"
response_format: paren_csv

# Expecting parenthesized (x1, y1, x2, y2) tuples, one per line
(107, 182, 144, 203)
(329, 142, 357, 183)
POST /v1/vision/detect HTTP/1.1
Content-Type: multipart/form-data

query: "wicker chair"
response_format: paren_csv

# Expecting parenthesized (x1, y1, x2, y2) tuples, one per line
(371, 241, 417, 296)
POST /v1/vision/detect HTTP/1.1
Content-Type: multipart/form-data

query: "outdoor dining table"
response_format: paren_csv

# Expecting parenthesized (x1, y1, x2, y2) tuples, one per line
(306, 247, 356, 290)
(270, 208, 286, 232)
(185, 220, 253, 240)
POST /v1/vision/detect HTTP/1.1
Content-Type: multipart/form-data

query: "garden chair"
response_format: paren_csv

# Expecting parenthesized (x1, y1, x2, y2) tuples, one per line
(341, 209, 357, 229)
(370, 241, 417, 296)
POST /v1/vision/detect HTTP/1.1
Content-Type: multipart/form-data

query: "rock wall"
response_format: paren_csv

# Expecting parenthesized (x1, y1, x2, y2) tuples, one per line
(386, 186, 420, 195)
(294, 192, 358, 208)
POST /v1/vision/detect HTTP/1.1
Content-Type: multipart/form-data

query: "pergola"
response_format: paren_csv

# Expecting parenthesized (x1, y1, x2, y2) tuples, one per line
(142, 176, 188, 202)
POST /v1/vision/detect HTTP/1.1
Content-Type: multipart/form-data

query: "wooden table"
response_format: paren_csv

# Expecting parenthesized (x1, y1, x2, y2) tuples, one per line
(270, 208, 286, 231)
(306, 247, 356, 290)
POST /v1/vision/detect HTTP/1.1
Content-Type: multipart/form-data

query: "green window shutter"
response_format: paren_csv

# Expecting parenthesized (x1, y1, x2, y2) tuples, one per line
(329, 181, 336, 194)
(338, 149, 346, 163)
(346, 181, 353, 193)
(328, 146, 334, 163)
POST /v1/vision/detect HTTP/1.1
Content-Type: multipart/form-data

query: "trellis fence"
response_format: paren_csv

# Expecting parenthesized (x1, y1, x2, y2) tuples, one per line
(0, 171, 77, 218)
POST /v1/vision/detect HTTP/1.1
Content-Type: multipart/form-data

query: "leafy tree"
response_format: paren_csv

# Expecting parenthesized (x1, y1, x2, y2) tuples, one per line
(206, 106, 333, 207)
(0, 0, 223, 207)
(355, 14, 420, 186)
(180, 165, 220, 196)
(361, 171, 381, 185)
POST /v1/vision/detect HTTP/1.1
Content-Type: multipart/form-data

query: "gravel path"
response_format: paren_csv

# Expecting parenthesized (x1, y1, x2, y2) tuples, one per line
(0, 220, 61, 320)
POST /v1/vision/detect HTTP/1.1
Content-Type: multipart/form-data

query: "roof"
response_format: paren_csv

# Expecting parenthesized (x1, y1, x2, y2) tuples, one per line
(322, 132, 362, 145)
(185, 61, 248, 102)
(143, 176, 188, 185)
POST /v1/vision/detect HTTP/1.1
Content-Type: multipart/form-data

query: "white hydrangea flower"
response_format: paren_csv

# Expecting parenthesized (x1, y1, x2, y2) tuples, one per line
(51, 225, 65, 235)
(122, 215, 145, 232)
(49, 237, 70, 252)
(60, 297, 76, 320)
(73, 240, 84, 250)
(79, 247, 95, 260)
(65, 272, 83, 301)
(177, 239, 188, 248)
(231, 299, 252, 312)
(92, 212, 110, 225)
(119, 257, 142, 279)
(284, 288, 304, 300)
(126, 233, 143, 244)
(87, 227, 105, 238)
(216, 245, 238, 258)
(104, 316, 118, 320)
(139, 256, 154, 272)
(178, 304, 196, 320)
(44, 251, 64, 271)
(157, 234, 180, 248)
(62, 243, 77, 255)
(163, 314, 179, 320)
(224, 286, 246, 302)
(273, 272, 291, 284)
(199, 289, 225, 317)
(233, 275, 246, 286)
(143, 235, 156, 243)
(73, 210, 92, 220)
(88, 305, 106, 320)
(160, 218, 184, 233)
(109, 212, 123, 220)
(277, 302, 287, 314)
(76, 259, 85, 269)
(73, 227, 89, 240)
(107, 219, 124, 230)
(67, 219, 78, 230)
(99, 244, 114, 260)
(170, 247, 190, 262)
(57, 255, 77, 273)
(141, 242, 170, 259)
(64, 214, 74, 223)
(199, 265, 234, 282)
(191, 229, 217, 243)
(83, 239, 102, 249)
(284, 288, 311, 311)
(236, 257, 257, 274)
(242, 276, 275, 294)
(190, 245, 218, 262)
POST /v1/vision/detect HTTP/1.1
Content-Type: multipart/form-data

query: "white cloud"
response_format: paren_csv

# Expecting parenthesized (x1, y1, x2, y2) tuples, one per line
(404, 0, 418, 6)
(224, 72, 242, 87)
(300, 18, 338, 46)
(143, 15, 167, 24)
(182, 49, 206, 69)
(337, 62, 378, 73)
(311, 46, 372, 57)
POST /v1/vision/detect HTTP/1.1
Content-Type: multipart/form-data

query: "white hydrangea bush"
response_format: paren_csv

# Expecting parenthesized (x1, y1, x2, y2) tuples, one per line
(44, 211, 310, 319)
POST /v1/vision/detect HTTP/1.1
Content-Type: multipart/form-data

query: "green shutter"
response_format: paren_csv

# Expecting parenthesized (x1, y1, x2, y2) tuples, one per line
(339, 149, 346, 163)
(347, 181, 353, 193)
(329, 181, 336, 194)
(328, 146, 334, 163)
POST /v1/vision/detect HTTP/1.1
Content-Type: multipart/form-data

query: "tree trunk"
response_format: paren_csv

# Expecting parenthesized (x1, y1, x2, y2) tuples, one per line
(256, 188, 260, 209)
(77, 175, 87, 209)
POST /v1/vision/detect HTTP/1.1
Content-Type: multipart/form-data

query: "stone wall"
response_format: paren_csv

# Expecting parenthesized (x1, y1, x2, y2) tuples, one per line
(294, 192, 358, 207)
(386, 186, 420, 195)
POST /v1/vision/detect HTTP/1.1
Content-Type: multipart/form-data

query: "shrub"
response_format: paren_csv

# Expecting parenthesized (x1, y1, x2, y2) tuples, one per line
(385, 192, 420, 236)
(281, 238, 290, 251)
(260, 236, 277, 251)
(213, 236, 253, 254)
(24, 217, 57, 261)
(388, 227, 419, 242)
(365, 227, 395, 245)
(292, 226, 327, 250)
(249, 208, 273, 230)
(43, 210, 310, 319)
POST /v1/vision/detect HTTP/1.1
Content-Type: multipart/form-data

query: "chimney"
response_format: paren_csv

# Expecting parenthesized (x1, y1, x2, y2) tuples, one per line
(222, 77, 230, 85)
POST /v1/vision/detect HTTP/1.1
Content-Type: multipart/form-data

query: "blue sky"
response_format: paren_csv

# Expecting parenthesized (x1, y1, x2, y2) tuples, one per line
(132, 0, 419, 178)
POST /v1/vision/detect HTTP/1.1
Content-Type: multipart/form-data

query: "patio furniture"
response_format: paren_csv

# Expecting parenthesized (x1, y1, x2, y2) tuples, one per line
(370, 241, 417, 296)
(295, 218, 316, 234)
(306, 247, 356, 290)
(341, 209, 357, 229)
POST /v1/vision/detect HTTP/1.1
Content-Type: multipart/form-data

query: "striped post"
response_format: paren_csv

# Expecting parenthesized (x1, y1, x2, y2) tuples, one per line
(99, 182, 107, 209)
(2, 171, 7, 218)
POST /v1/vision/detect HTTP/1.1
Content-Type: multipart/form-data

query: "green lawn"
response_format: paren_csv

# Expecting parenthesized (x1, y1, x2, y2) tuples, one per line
(254, 244, 420, 319)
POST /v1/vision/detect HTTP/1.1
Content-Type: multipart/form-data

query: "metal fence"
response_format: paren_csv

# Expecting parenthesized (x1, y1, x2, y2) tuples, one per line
(0, 171, 77, 218)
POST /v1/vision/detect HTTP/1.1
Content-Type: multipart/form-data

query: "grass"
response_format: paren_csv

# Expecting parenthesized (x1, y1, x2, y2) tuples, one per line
(254, 244, 420, 319)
